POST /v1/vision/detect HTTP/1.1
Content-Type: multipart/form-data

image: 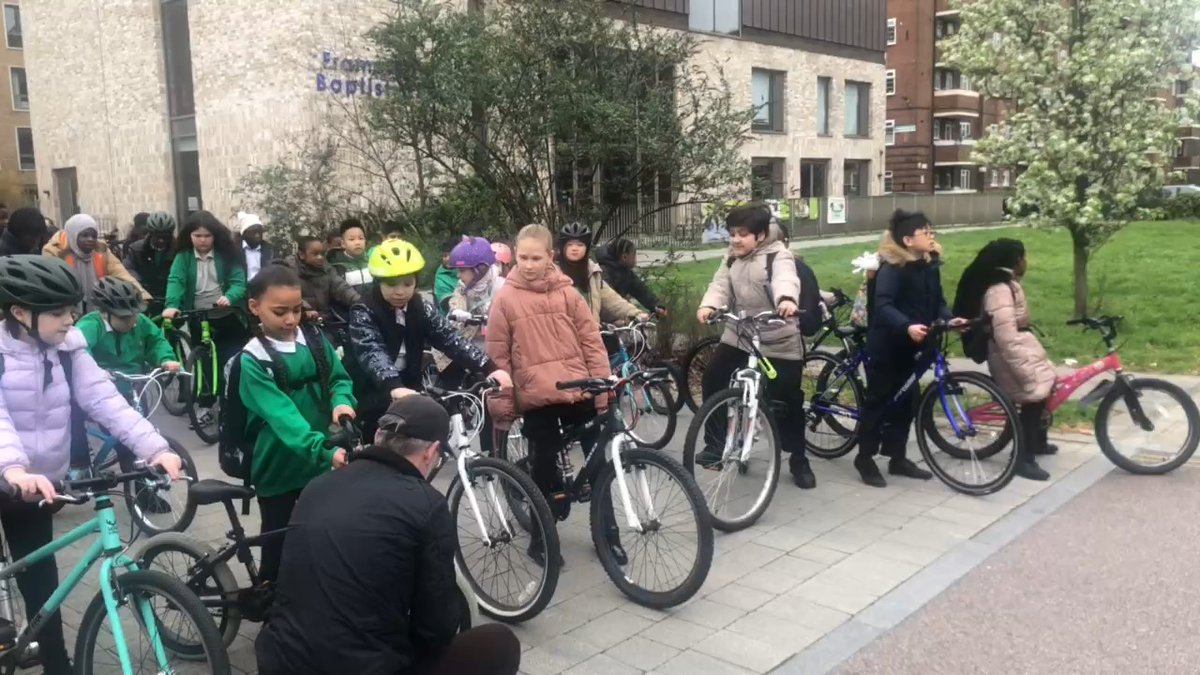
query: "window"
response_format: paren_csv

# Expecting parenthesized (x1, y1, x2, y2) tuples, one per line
(3, 5, 19, 50)
(9, 66, 26, 110)
(884, 120, 895, 146)
(689, 0, 739, 35)
(886, 18, 897, 46)
(933, 121, 940, 141)
(935, 21, 943, 39)
(1002, 169, 1011, 187)
(16, 127, 33, 171)
(883, 171, 894, 194)
(1176, 79, 1192, 97)
(990, 170, 999, 188)
(751, 157, 785, 199)
(959, 168, 971, 190)
(988, 123, 999, 137)
(961, 74, 972, 91)
(751, 68, 784, 133)
(844, 81, 869, 137)
(885, 70, 896, 96)
(816, 77, 831, 135)
(959, 120, 972, 141)
(844, 160, 868, 196)
(800, 159, 829, 198)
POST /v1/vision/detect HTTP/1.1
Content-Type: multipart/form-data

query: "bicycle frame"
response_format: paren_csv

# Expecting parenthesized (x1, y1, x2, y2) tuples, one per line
(193, 318, 218, 400)
(965, 352, 1126, 425)
(0, 496, 170, 674)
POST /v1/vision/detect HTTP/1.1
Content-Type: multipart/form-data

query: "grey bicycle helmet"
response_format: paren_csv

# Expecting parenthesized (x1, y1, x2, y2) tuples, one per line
(91, 278, 147, 316)
(144, 211, 177, 234)
(558, 221, 592, 246)
(0, 255, 84, 310)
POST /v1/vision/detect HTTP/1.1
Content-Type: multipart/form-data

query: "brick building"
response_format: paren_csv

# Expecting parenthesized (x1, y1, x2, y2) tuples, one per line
(0, 1, 36, 211)
(23, 0, 887, 230)
(883, 0, 1010, 194)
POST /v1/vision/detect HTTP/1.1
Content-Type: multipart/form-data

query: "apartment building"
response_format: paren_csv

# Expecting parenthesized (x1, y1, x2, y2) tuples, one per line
(1169, 70, 1200, 185)
(0, 1, 35, 210)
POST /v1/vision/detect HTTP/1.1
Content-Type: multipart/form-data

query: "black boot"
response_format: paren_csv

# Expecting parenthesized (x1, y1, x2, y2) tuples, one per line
(1015, 460, 1050, 481)
(1036, 423, 1058, 455)
(526, 529, 564, 568)
(790, 452, 816, 489)
(854, 453, 886, 488)
(888, 457, 932, 481)
(1017, 401, 1051, 481)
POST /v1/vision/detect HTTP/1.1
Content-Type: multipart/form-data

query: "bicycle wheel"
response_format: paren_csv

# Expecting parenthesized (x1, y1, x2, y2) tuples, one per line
(681, 336, 720, 412)
(647, 360, 687, 414)
(1095, 378, 1200, 474)
(801, 352, 863, 459)
(621, 380, 677, 449)
(921, 391, 1012, 460)
(682, 388, 780, 532)
(133, 533, 242, 655)
(447, 456, 559, 623)
(916, 372, 1019, 496)
(184, 346, 220, 445)
(123, 435, 199, 535)
(74, 569, 231, 674)
(590, 447, 713, 608)
(160, 330, 192, 417)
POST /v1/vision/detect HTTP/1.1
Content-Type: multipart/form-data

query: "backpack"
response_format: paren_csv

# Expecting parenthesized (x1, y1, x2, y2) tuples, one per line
(749, 252, 824, 336)
(960, 283, 1016, 364)
(218, 324, 330, 488)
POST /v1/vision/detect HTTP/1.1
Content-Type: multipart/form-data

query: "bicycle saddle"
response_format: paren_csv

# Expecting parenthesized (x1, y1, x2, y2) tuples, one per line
(834, 325, 868, 338)
(190, 479, 256, 506)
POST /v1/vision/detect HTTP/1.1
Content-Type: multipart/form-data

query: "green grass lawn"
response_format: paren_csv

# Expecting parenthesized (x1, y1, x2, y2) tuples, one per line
(667, 220, 1200, 375)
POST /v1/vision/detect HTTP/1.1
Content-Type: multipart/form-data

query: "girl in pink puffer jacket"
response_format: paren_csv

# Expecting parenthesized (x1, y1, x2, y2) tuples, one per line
(0, 255, 183, 674)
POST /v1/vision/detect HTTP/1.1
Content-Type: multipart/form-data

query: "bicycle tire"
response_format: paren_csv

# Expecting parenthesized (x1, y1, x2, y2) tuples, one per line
(447, 456, 559, 623)
(160, 330, 192, 417)
(802, 351, 863, 459)
(921, 372, 1013, 461)
(74, 568, 231, 673)
(683, 388, 781, 532)
(681, 336, 720, 413)
(622, 380, 677, 449)
(590, 447, 713, 608)
(915, 372, 1019, 496)
(1095, 378, 1200, 475)
(647, 359, 687, 414)
(123, 435, 199, 535)
(133, 533, 242, 655)
(184, 346, 220, 445)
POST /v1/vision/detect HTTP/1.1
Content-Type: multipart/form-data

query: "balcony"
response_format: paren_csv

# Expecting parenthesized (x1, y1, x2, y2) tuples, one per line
(933, 91, 980, 116)
(1180, 124, 1200, 140)
(935, 144, 977, 165)
(1174, 154, 1200, 170)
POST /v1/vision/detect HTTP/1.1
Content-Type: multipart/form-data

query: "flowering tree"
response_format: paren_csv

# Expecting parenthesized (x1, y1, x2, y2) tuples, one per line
(943, 0, 1199, 316)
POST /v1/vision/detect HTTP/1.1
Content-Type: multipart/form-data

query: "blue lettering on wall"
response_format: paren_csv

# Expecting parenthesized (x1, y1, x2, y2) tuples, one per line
(315, 51, 393, 98)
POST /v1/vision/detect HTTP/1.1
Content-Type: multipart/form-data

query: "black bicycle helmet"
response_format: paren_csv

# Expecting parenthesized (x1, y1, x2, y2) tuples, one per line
(91, 278, 147, 316)
(558, 221, 592, 246)
(144, 211, 177, 234)
(0, 255, 84, 310)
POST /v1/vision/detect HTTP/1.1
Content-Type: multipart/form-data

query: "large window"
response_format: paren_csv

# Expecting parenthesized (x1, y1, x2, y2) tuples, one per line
(844, 160, 869, 196)
(751, 157, 785, 199)
(800, 159, 828, 198)
(16, 127, 33, 171)
(844, 81, 870, 137)
(816, 77, 831, 135)
(689, 0, 739, 35)
(9, 66, 26, 110)
(3, 5, 19, 50)
(751, 68, 784, 133)
(959, 168, 971, 190)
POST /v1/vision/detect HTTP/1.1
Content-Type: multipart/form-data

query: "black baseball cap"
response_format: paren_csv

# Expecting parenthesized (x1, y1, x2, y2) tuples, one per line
(378, 395, 450, 443)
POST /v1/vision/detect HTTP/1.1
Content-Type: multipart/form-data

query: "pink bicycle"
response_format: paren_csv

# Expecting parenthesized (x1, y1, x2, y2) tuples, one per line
(926, 315, 1199, 474)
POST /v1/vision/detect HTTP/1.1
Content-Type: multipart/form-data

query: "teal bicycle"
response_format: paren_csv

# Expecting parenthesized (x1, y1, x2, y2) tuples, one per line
(0, 467, 229, 674)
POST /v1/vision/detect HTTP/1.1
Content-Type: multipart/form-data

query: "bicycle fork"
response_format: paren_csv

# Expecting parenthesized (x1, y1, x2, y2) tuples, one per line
(609, 435, 656, 532)
(723, 371, 761, 464)
(456, 448, 515, 548)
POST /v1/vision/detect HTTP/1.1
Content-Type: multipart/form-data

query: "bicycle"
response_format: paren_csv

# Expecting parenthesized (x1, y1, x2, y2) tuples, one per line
(502, 369, 713, 608)
(927, 316, 1200, 474)
(602, 320, 677, 449)
(172, 308, 230, 444)
(0, 467, 229, 673)
(134, 418, 485, 653)
(86, 367, 200, 535)
(153, 310, 192, 417)
(681, 310, 787, 532)
(801, 325, 868, 459)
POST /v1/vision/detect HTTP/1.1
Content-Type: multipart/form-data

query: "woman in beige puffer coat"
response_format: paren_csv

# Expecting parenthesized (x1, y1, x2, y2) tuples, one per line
(953, 238, 1058, 482)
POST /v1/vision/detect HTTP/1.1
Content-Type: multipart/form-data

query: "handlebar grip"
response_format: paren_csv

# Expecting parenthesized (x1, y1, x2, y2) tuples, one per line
(557, 378, 607, 391)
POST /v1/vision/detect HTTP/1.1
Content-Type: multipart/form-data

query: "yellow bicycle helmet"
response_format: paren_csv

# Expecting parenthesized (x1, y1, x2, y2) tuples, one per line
(369, 239, 426, 278)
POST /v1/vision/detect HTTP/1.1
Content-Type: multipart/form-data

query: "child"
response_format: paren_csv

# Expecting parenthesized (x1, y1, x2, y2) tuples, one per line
(239, 265, 357, 584)
(123, 211, 178, 317)
(594, 237, 666, 316)
(695, 206, 815, 488)
(434, 237, 460, 314)
(953, 239, 1057, 481)
(326, 218, 373, 296)
(0, 255, 183, 675)
(443, 236, 503, 453)
(77, 278, 180, 399)
(491, 241, 513, 279)
(43, 213, 151, 313)
(276, 236, 362, 325)
(346, 240, 512, 438)
(486, 224, 613, 563)
(854, 210, 965, 488)
(555, 222, 645, 326)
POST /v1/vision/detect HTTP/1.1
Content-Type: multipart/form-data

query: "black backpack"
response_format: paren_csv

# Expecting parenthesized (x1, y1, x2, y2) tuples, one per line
(218, 324, 330, 486)
(755, 252, 825, 336)
(960, 283, 1016, 364)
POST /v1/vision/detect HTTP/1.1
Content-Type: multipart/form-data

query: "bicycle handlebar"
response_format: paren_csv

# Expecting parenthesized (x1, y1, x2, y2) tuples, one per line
(111, 367, 192, 384)
(448, 310, 488, 326)
(0, 465, 175, 506)
(325, 415, 362, 451)
(705, 309, 789, 328)
(1067, 315, 1123, 331)
(426, 377, 501, 402)
(556, 367, 672, 394)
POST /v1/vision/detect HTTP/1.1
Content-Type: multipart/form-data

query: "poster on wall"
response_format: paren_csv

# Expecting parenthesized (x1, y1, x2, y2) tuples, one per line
(827, 197, 847, 225)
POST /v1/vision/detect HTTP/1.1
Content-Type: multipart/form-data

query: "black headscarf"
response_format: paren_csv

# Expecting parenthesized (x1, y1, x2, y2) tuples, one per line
(952, 238, 1026, 320)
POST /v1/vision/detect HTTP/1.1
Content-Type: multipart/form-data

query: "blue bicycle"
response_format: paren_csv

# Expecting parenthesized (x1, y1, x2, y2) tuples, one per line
(603, 320, 677, 449)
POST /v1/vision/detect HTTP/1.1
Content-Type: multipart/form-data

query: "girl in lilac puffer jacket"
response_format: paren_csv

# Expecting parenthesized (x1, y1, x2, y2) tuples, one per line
(0, 255, 183, 675)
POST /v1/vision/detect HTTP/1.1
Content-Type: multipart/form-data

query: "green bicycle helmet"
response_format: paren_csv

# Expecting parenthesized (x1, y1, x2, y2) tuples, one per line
(0, 255, 84, 310)
(144, 211, 177, 234)
(91, 278, 146, 316)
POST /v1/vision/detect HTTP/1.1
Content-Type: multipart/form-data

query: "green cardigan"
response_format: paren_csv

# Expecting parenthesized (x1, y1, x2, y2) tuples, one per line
(164, 251, 248, 311)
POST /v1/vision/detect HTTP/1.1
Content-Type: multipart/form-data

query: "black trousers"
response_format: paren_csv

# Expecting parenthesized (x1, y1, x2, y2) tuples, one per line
(699, 343, 810, 474)
(257, 489, 303, 585)
(407, 624, 521, 675)
(521, 402, 600, 498)
(1019, 399, 1049, 462)
(1, 502, 71, 672)
(857, 357, 920, 460)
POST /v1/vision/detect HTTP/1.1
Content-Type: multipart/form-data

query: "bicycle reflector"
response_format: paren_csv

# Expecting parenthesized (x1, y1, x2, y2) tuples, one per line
(759, 357, 778, 380)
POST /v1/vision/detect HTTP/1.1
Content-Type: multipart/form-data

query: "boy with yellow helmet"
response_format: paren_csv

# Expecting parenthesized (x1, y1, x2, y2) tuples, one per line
(346, 240, 512, 436)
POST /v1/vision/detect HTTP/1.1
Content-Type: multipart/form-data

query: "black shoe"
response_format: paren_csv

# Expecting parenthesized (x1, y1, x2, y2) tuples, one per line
(1036, 442, 1059, 456)
(605, 529, 628, 566)
(695, 448, 724, 469)
(527, 541, 564, 568)
(1014, 461, 1050, 482)
(888, 457, 933, 481)
(854, 454, 887, 488)
(792, 466, 817, 490)
(549, 496, 571, 522)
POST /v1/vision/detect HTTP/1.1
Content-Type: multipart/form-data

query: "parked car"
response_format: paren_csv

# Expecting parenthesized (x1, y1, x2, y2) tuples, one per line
(1162, 184, 1200, 198)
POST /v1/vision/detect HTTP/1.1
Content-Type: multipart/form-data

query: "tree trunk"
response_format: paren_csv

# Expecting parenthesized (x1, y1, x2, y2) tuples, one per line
(1071, 230, 1089, 318)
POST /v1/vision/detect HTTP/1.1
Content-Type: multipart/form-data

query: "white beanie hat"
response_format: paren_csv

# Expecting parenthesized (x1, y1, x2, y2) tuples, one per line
(234, 212, 264, 234)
